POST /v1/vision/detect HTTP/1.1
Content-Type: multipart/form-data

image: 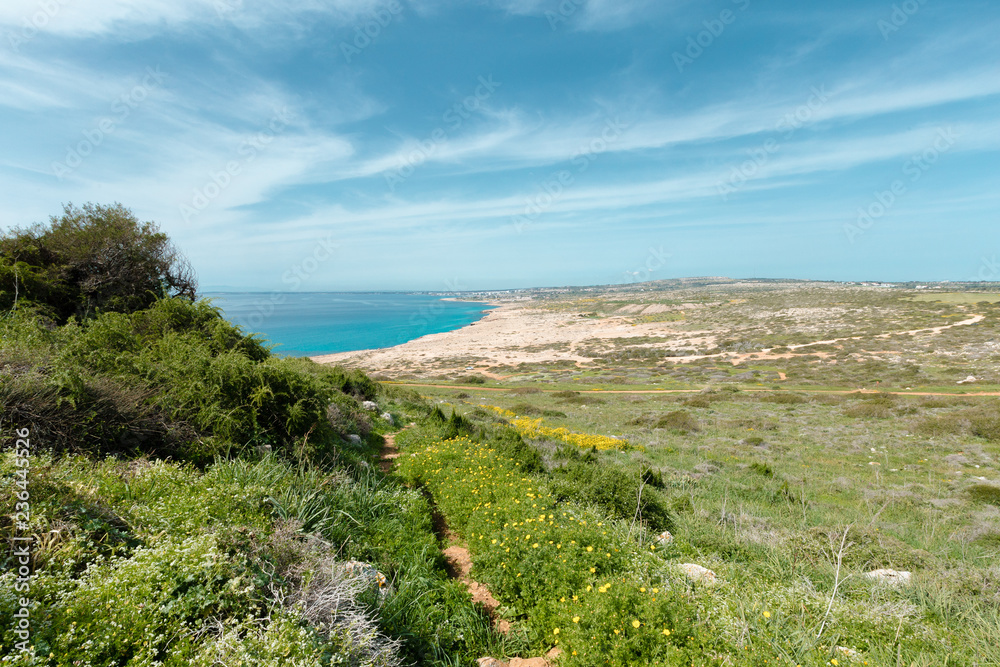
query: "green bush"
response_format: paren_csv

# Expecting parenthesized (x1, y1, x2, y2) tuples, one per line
(681, 396, 713, 408)
(757, 392, 808, 404)
(631, 410, 699, 433)
(549, 461, 674, 532)
(968, 409, 1000, 441)
(1, 298, 381, 462)
(0, 203, 196, 322)
(968, 484, 1000, 505)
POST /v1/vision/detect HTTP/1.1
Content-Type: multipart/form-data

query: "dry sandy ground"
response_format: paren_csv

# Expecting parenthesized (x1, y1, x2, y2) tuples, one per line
(310, 302, 707, 376)
(310, 300, 984, 379)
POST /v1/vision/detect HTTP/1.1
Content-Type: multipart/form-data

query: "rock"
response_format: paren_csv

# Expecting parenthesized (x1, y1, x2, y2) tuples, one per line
(347, 434, 363, 446)
(380, 411, 395, 426)
(864, 568, 912, 586)
(655, 530, 674, 546)
(957, 375, 977, 385)
(477, 659, 507, 667)
(679, 563, 717, 585)
(510, 659, 548, 667)
(362, 400, 379, 411)
(254, 444, 272, 456)
(342, 560, 390, 594)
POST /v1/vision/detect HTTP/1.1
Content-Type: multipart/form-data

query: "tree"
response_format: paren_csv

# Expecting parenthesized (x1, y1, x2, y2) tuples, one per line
(0, 203, 197, 321)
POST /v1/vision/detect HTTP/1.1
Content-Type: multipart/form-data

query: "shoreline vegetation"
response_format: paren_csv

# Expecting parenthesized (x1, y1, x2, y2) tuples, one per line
(3, 206, 1000, 665)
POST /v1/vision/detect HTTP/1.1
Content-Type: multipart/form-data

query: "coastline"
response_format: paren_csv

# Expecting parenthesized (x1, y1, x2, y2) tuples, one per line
(309, 300, 699, 378)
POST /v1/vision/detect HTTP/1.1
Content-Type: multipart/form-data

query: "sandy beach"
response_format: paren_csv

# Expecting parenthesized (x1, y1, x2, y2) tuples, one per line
(310, 293, 989, 380)
(309, 300, 718, 377)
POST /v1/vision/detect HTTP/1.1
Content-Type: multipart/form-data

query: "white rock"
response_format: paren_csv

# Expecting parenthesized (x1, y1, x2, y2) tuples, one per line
(381, 411, 395, 426)
(655, 530, 674, 546)
(347, 434, 363, 445)
(362, 400, 379, 411)
(957, 375, 977, 384)
(679, 563, 717, 585)
(864, 568, 912, 586)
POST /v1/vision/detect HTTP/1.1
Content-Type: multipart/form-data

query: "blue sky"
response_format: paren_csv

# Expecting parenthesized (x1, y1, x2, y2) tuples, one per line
(1, 0, 998, 291)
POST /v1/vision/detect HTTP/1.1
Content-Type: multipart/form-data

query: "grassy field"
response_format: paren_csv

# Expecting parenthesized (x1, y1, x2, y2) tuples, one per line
(388, 383, 1000, 665)
(372, 282, 1000, 665)
(906, 293, 1000, 304)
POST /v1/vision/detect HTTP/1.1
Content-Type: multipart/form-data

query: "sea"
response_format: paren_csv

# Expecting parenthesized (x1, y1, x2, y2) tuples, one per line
(205, 292, 494, 358)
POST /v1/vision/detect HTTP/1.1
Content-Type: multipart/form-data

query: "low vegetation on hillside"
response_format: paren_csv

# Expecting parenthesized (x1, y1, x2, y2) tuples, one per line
(3, 206, 999, 665)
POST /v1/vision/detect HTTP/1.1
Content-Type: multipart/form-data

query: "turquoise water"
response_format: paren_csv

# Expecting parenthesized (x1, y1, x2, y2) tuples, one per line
(206, 292, 494, 357)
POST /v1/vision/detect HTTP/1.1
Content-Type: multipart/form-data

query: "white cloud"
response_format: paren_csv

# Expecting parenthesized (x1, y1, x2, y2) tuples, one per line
(0, 0, 395, 37)
(487, 0, 668, 30)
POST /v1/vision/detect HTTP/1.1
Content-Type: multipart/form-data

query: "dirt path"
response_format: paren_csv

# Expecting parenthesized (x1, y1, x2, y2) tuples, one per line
(377, 427, 518, 638)
(442, 543, 511, 634)
(378, 431, 403, 474)
(788, 313, 985, 350)
(671, 314, 986, 364)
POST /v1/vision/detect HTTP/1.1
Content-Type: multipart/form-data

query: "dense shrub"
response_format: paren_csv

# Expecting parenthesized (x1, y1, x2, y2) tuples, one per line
(0, 297, 379, 461)
(632, 410, 700, 433)
(0, 203, 196, 322)
(549, 461, 674, 532)
(968, 408, 1000, 441)
(968, 484, 1000, 505)
(757, 392, 808, 404)
(0, 368, 199, 459)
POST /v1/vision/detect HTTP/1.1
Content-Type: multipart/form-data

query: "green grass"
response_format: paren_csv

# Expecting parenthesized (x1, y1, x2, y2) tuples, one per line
(398, 380, 1000, 663)
(906, 292, 1000, 303)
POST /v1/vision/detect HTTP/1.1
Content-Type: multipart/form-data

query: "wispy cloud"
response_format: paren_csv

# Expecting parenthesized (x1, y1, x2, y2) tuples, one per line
(2, 0, 998, 288)
(0, 0, 398, 36)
